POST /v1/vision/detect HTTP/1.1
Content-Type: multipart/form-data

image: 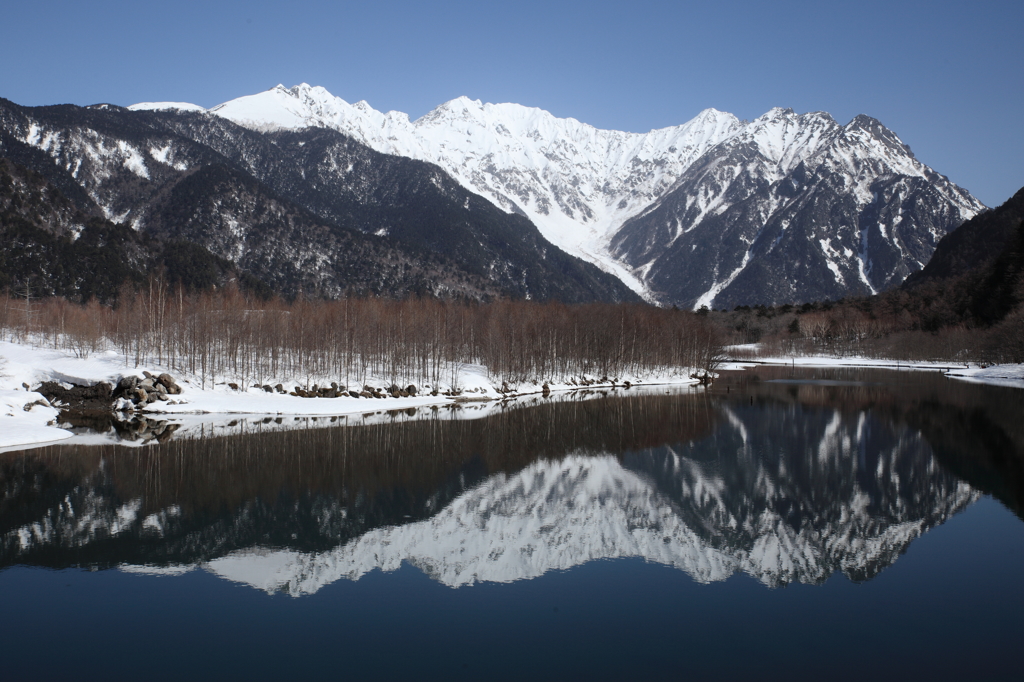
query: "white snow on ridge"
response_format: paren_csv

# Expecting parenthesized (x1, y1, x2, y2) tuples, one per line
(203, 84, 747, 295)
(734, 107, 837, 176)
(188, 85, 984, 303)
(128, 101, 207, 113)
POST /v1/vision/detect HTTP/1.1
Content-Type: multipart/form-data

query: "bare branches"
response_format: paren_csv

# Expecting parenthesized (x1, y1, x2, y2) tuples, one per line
(0, 288, 721, 386)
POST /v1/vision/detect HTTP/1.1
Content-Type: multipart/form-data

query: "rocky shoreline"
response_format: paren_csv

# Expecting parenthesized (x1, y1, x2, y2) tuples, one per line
(6, 353, 704, 450)
(31, 370, 687, 421)
(36, 371, 182, 413)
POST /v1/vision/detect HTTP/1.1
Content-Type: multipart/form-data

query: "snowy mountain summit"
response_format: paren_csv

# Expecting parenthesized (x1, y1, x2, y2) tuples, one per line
(138, 84, 985, 306)
(205, 84, 743, 296)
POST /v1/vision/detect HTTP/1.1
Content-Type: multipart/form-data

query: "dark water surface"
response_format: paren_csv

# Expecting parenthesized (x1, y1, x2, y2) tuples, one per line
(2, 367, 1023, 681)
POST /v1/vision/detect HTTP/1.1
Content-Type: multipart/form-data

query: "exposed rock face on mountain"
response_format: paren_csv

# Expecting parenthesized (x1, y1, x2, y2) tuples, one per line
(2, 83, 984, 306)
(202, 86, 743, 296)
(136, 111, 637, 302)
(196, 85, 984, 307)
(0, 97, 636, 303)
(612, 111, 983, 307)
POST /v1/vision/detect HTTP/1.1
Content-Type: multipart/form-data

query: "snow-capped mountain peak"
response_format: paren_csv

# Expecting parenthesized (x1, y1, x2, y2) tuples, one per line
(201, 85, 752, 296)
(126, 84, 985, 305)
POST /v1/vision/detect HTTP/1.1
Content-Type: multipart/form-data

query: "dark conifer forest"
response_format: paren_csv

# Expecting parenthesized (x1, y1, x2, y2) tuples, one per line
(705, 187, 1024, 363)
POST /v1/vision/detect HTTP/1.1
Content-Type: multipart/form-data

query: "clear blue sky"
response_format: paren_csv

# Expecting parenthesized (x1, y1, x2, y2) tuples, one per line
(2, 0, 1021, 206)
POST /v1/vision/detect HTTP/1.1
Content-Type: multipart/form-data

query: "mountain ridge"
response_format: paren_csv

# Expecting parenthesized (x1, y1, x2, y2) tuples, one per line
(154, 84, 983, 307)
(0, 86, 984, 308)
(1, 96, 636, 303)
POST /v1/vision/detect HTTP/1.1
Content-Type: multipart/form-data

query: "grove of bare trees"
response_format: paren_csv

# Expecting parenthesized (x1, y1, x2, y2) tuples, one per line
(0, 283, 723, 389)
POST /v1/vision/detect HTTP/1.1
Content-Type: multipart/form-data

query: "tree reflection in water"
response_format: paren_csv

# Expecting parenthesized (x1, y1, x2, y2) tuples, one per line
(2, 368, 1022, 593)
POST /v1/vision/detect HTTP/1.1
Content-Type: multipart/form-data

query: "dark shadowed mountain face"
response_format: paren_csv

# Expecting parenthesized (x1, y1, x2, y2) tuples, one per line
(135, 161, 506, 300)
(610, 110, 983, 308)
(0, 158, 266, 301)
(904, 186, 1024, 288)
(0, 98, 636, 303)
(873, 186, 1024, 330)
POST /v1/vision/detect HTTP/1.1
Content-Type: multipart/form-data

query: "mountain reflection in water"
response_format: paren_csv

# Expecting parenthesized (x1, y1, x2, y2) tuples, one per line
(2, 368, 1022, 595)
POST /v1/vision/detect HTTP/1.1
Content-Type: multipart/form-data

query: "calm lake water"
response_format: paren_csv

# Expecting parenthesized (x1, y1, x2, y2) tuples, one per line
(2, 367, 1023, 681)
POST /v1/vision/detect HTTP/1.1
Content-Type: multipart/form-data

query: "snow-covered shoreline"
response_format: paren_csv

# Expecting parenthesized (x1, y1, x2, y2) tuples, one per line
(720, 346, 1024, 389)
(6, 337, 1022, 451)
(0, 339, 701, 450)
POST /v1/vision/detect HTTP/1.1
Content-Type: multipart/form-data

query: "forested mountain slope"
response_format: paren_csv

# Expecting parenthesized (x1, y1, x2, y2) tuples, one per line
(192, 85, 984, 307)
(0, 97, 635, 303)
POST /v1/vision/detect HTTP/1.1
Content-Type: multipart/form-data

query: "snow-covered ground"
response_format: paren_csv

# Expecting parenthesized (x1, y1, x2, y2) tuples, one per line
(0, 388, 68, 449)
(721, 345, 1024, 389)
(941, 364, 1024, 389)
(0, 339, 700, 450)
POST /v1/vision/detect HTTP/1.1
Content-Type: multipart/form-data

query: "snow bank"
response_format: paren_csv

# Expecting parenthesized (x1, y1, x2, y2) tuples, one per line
(0, 340, 700, 450)
(943, 364, 1024, 389)
(721, 350, 1024, 390)
(0, 389, 68, 448)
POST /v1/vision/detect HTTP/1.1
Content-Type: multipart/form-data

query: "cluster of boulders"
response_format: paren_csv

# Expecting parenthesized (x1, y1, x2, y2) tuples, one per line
(114, 371, 183, 408)
(494, 376, 631, 399)
(568, 375, 617, 387)
(32, 372, 186, 415)
(228, 381, 439, 399)
(37, 380, 115, 413)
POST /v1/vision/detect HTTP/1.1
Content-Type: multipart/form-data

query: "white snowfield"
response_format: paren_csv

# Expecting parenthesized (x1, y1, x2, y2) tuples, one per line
(941, 364, 1024, 389)
(0, 339, 700, 450)
(0, 389, 68, 449)
(131, 84, 982, 301)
